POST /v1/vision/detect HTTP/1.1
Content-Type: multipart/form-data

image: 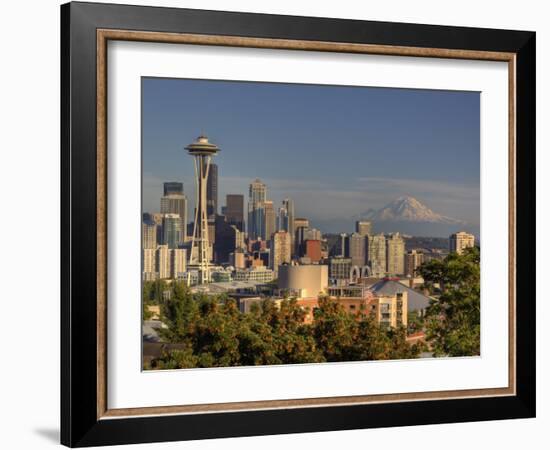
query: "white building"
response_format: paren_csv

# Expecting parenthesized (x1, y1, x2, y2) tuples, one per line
(142, 245, 187, 280)
(449, 231, 475, 255)
(386, 233, 405, 276)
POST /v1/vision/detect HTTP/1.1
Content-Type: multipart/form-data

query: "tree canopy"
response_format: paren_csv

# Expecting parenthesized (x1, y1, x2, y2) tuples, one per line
(419, 246, 480, 357)
(146, 282, 424, 370)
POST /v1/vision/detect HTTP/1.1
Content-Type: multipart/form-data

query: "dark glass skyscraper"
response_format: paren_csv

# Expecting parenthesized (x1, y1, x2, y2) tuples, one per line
(206, 163, 218, 218)
(248, 179, 267, 240)
(225, 194, 244, 231)
(163, 181, 183, 196)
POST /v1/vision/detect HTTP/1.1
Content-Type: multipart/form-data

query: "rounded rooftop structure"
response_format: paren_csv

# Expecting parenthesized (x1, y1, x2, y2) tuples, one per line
(185, 134, 220, 155)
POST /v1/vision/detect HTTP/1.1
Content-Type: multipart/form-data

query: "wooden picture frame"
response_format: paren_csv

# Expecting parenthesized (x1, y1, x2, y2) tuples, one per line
(61, 1, 535, 447)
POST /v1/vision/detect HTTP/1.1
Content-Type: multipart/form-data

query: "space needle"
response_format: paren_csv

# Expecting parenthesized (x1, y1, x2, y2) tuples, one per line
(185, 134, 220, 285)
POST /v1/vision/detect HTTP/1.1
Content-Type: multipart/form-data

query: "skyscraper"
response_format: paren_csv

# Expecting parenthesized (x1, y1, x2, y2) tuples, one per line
(263, 200, 276, 241)
(162, 214, 183, 249)
(368, 234, 387, 277)
(186, 134, 220, 285)
(386, 233, 405, 276)
(282, 198, 295, 250)
(449, 231, 475, 255)
(269, 231, 291, 276)
(277, 205, 288, 232)
(338, 233, 350, 258)
(161, 192, 187, 243)
(355, 220, 372, 237)
(248, 179, 267, 240)
(349, 232, 367, 267)
(142, 219, 157, 249)
(213, 214, 243, 263)
(163, 181, 183, 196)
(206, 163, 218, 219)
(225, 194, 244, 231)
(293, 217, 309, 256)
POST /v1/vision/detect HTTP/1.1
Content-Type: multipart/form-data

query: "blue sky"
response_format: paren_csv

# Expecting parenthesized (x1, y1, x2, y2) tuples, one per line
(142, 77, 480, 233)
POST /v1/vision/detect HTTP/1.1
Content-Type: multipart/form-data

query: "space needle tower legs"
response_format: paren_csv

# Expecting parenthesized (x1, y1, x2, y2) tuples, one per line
(185, 135, 220, 286)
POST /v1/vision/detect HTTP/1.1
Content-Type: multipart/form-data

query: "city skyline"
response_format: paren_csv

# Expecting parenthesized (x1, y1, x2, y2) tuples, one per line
(141, 79, 481, 368)
(143, 77, 480, 235)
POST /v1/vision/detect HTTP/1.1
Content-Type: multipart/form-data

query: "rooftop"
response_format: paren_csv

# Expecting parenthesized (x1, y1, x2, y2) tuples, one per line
(369, 279, 432, 311)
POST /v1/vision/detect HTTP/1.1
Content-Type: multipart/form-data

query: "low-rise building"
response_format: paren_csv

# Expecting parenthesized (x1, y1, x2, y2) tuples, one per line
(234, 266, 275, 283)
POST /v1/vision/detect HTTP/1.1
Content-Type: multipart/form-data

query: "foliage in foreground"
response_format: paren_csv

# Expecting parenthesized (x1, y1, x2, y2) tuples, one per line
(419, 246, 480, 357)
(146, 284, 424, 369)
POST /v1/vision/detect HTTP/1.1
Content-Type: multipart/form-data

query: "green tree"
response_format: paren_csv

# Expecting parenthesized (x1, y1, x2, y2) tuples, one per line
(420, 247, 480, 357)
(158, 281, 200, 343)
(150, 288, 424, 369)
(312, 297, 358, 361)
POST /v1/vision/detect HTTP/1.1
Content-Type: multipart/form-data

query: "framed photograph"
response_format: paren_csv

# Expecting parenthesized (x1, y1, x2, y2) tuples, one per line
(61, 1, 536, 447)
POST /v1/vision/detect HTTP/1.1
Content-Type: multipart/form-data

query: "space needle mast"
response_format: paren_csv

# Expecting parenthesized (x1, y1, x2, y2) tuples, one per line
(185, 134, 220, 285)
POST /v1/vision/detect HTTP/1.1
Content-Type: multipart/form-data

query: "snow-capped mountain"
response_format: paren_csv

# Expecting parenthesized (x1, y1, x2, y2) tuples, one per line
(362, 196, 464, 225)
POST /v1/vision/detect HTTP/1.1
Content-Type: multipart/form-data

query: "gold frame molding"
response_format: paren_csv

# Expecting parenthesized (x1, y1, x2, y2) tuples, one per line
(96, 29, 516, 420)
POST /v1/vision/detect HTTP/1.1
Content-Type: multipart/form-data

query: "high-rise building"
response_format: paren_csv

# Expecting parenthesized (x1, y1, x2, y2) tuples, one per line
(142, 248, 156, 280)
(225, 194, 244, 231)
(162, 213, 183, 249)
(263, 200, 276, 241)
(156, 244, 171, 279)
(368, 234, 387, 277)
(355, 220, 372, 237)
(293, 217, 309, 256)
(304, 228, 322, 241)
(170, 248, 187, 279)
(277, 206, 288, 231)
(142, 245, 187, 280)
(248, 179, 267, 240)
(269, 231, 291, 276)
(160, 193, 187, 243)
(386, 233, 405, 276)
(449, 231, 475, 255)
(213, 215, 244, 263)
(206, 163, 218, 219)
(349, 232, 367, 267)
(282, 198, 295, 250)
(304, 239, 322, 263)
(186, 135, 220, 284)
(338, 233, 350, 258)
(147, 212, 164, 245)
(142, 219, 157, 249)
(404, 250, 424, 277)
(163, 181, 183, 196)
(329, 257, 352, 280)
